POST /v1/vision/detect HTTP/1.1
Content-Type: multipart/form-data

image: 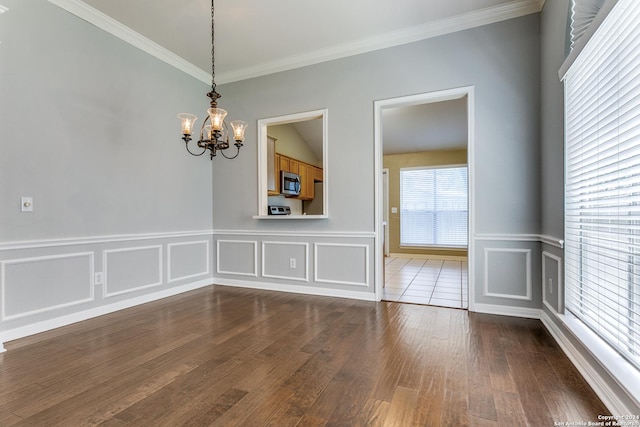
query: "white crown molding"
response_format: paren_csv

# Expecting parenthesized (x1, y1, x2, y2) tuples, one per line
(47, 0, 210, 84)
(48, 0, 542, 85)
(219, 0, 543, 83)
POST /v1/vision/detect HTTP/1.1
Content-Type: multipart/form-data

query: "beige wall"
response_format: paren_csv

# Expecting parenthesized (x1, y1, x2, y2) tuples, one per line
(268, 124, 320, 166)
(384, 149, 468, 258)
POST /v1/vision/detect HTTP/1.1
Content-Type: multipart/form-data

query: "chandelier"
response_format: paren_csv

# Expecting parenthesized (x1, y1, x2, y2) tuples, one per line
(177, 0, 247, 160)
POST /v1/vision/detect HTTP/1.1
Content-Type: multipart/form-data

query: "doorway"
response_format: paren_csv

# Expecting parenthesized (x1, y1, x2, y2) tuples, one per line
(374, 87, 474, 310)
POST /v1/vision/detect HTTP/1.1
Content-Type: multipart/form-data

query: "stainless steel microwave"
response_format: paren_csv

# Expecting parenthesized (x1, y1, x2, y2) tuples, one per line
(281, 171, 301, 196)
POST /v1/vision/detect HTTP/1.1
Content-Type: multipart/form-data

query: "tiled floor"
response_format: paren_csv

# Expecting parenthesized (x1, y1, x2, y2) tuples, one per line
(383, 256, 468, 309)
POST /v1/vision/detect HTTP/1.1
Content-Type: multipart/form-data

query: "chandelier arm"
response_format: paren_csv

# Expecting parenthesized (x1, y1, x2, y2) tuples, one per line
(219, 145, 241, 159)
(184, 140, 208, 157)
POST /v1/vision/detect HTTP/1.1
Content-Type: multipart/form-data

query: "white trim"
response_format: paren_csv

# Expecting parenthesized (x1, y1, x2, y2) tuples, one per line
(475, 233, 564, 248)
(261, 241, 309, 282)
(168, 240, 211, 282)
(313, 243, 370, 287)
(483, 248, 532, 301)
(215, 240, 258, 277)
(103, 245, 163, 298)
(541, 310, 640, 415)
(374, 86, 476, 310)
(0, 230, 214, 251)
(1, 252, 95, 321)
(0, 278, 212, 353)
(213, 229, 374, 239)
(252, 215, 329, 220)
(47, 0, 541, 85)
(256, 109, 328, 217)
(47, 0, 210, 83)
(541, 251, 563, 314)
(389, 253, 468, 261)
(212, 278, 376, 303)
(473, 303, 541, 319)
(219, 1, 542, 83)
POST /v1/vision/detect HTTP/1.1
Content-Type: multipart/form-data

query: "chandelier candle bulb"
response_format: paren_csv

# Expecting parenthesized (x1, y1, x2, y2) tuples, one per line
(203, 125, 212, 140)
(231, 120, 248, 142)
(208, 108, 227, 132)
(178, 113, 197, 136)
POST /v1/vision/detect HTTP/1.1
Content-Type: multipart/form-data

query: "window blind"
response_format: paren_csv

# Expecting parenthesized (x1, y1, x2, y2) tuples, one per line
(400, 166, 468, 247)
(564, 0, 640, 371)
(570, 0, 606, 49)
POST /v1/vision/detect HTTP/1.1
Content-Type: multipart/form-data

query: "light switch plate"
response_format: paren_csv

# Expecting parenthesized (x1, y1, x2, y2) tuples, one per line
(21, 197, 33, 212)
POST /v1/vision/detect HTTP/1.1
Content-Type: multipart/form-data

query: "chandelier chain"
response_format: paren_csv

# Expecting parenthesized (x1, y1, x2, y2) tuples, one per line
(210, 0, 216, 92)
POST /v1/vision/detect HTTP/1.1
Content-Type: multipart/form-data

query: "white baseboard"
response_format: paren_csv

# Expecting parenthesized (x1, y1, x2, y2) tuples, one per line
(0, 278, 212, 352)
(389, 252, 468, 261)
(540, 311, 639, 417)
(472, 303, 541, 319)
(212, 277, 377, 302)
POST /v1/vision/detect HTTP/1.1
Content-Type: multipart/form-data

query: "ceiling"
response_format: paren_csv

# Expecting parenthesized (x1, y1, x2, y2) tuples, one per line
(51, 0, 542, 154)
(70, 0, 543, 84)
(382, 98, 468, 154)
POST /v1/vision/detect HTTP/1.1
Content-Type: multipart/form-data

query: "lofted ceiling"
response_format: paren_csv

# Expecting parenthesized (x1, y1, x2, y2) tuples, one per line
(62, 0, 543, 84)
(49, 0, 542, 154)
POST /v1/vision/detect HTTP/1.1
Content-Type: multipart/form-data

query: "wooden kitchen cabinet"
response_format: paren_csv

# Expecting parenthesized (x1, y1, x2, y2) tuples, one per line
(288, 159, 298, 175)
(313, 166, 323, 182)
(298, 164, 309, 200)
(268, 152, 323, 200)
(279, 156, 290, 173)
(305, 164, 315, 200)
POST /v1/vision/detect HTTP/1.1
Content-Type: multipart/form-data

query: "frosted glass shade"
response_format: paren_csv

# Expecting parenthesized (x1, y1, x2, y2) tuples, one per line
(177, 113, 197, 136)
(202, 125, 212, 141)
(208, 108, 227, 131)
(230, 120, 248, 142)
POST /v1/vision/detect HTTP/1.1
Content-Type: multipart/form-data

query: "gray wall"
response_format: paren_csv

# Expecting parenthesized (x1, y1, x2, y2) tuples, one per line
(0, 0, 214, 348)
(212, 14, 542, 309)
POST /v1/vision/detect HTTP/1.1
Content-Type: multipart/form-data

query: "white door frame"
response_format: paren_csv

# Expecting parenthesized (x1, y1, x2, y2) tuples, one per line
(373, 86, 475, 311)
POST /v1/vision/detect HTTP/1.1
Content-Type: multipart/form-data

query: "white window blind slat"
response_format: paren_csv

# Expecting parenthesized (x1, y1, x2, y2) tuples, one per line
(564, 0, 640, 372)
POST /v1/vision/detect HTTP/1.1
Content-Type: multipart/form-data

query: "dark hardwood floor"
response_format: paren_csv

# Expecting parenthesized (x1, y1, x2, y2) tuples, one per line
(0, 286, 608, 426)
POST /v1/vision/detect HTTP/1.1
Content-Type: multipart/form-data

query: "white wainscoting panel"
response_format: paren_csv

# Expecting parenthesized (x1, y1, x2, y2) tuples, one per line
(483, 248, 532, 300)
(314, 243, 369, 287)
(262, 241, 309, 282)
(1, 252, 94, 320)
(169, 240, 211, 282)
(217, 240, 257, 277)
(542, 251, 563, 314)
(103, 246, 163, 297)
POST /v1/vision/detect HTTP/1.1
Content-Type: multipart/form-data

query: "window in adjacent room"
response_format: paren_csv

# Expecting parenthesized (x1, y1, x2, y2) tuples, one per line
(400, 166, 468, 248)
(564, 0, 640, 372)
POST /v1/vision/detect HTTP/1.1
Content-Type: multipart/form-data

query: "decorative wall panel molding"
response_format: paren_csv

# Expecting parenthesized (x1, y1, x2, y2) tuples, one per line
(0, 230, 213, 251)
(314, 243, 369, 287)
(213, 229, 374, 239)
(103, 246, 163, 297)
(169, 240, 210, 282)
(542, 251, 563, 314)
(1, 252, 94, 320)
(262, 241, 309, 282)
(474, 233, 564, 248)
(483, 248, 532, 300)
(216, 240, 257, 277)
